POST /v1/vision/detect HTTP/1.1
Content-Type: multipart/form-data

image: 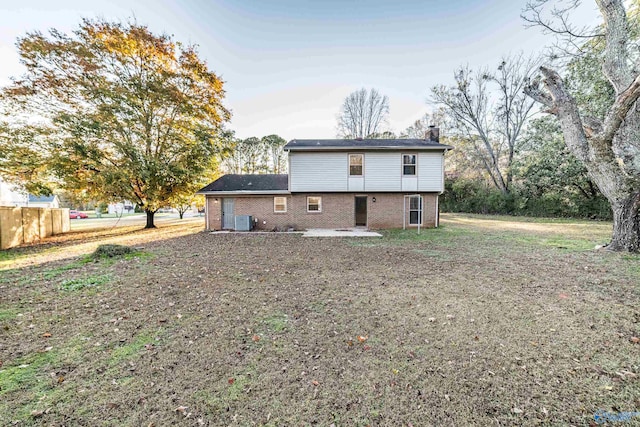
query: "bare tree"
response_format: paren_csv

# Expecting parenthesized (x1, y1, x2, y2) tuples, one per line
(522, 0, 605, 58)
(240, 137, 263, 174)
(400, 109, 448, 139)
(218, 129, 243, 174)
(337, 88, 390, 138)
(524, 0, 640, 252)
(219, 132, 288, 174)
(261, 134, 287, 174)
(431, 54, 539, 194)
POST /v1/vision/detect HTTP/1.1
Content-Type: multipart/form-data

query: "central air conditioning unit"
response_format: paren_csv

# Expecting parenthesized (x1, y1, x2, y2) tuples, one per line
(235, 215, 254, 231)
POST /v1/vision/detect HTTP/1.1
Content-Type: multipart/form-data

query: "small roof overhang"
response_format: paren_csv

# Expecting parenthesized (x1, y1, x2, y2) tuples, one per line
(197, 190, 291, 196)
(196, 174, 289, 195)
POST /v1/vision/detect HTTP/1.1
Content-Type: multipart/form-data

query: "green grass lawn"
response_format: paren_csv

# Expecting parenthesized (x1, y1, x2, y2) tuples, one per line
(0, 213, 638, 426)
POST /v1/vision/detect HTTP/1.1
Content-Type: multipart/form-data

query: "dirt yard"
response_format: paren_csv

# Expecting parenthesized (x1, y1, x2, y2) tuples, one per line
(0, 214, 638, 426)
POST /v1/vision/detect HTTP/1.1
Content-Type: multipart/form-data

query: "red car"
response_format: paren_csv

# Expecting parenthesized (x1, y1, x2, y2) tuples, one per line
(69, 210, 88, 219)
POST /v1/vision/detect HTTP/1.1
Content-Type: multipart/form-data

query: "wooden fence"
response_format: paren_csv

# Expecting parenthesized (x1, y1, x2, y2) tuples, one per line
(0, 207, 70, 250)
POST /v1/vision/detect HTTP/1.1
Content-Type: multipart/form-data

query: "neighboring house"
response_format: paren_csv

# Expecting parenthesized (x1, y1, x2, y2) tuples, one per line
(108, 201, 135, 215)
(28, 194, 61, 208)
(0, 177, 28, 207)
(198, 129, 452, 231)
(1, 177, 62, 208)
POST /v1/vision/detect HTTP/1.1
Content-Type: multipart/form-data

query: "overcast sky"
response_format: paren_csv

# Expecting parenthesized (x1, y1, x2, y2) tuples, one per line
(0, 0, 601, 140)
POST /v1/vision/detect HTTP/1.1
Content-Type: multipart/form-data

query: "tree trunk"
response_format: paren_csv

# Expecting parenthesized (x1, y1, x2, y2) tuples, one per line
(608, 191, 640, 252)
(179, 211, 184, 219)
(145, 210, 156, 229)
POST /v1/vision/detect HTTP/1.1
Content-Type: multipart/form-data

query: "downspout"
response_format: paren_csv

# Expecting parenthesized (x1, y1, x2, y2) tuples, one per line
(418, 194, 422, 235)
(437, 148, 448, 228)
(403, 195, 406, 230)
(287, 150, 292, 191)
(205, 196, 210, 231)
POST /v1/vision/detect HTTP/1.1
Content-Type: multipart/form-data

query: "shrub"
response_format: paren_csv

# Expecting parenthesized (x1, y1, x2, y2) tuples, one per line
(441, 177, 612, 220)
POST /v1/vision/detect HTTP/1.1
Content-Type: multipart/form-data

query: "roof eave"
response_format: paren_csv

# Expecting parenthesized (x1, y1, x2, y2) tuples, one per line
(196, 190, 291, 196)
(284, 145, 453, 152)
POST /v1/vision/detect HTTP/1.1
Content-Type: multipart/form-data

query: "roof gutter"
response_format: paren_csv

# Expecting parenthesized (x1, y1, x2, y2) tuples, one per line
(196, 190, 291, 196)
(284, 146, 454, 152)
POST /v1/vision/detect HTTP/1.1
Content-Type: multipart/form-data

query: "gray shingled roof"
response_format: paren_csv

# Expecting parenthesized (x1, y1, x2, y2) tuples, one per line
(284, 139, 453, 151)
(28, 195, 56, 203)
(197, 174, 289, 194)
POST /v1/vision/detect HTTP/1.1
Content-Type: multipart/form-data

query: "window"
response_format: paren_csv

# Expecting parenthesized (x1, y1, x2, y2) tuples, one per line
(403, 154, 416, 175)
(349, 154, 363, 176)
(307, 196, 322, 212)
(409, 196, 422, 225)
(274, 197, 287, 213)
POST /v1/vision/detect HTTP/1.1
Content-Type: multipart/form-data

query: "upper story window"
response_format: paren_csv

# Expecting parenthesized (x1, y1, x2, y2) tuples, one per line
(307, 196, 322, 212)
(349, 154, 363, 176)
(274, 197, 287, 213)
(403, 154, 416, 176)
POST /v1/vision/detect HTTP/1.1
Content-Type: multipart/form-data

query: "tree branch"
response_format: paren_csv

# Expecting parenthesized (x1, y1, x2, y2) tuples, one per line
(524, 77, 557, 113)
(598, 71, 640, 142)
(536, 66, 591, 162)
(595, 0, 633, 91)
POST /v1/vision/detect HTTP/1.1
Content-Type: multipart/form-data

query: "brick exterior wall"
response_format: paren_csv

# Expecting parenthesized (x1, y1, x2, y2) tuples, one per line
(205, 193, 439, 231)
(367, 193, 438, 229)
(206, 197, 222, 231)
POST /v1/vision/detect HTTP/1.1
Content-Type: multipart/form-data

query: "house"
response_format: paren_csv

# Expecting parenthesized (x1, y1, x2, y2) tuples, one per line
(27, 194, 61, 208)
(0, 178, 28, 207)
(198, 128, 452, 231)
(108, 201, 135, 215)
(1, 177, 62, 208)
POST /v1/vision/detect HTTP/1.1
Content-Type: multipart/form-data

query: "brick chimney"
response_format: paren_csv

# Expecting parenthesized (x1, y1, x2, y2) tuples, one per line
(428, 125, 439, 143)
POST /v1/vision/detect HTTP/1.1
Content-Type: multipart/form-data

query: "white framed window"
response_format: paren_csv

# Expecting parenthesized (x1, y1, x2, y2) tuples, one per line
(274, 196, 287, 213)
(307, 196, 322, 212)
(349, 154, 363, 176)
(409, 196, 422, 225)
(403, 154, 416, 176)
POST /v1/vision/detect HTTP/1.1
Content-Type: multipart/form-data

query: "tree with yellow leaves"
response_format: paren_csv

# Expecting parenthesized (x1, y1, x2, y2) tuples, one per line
(1, 19, 230, 228)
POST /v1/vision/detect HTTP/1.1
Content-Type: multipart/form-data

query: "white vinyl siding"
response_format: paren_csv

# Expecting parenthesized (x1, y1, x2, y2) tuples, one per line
(364, 152, 401, 191)
(288, 151, 445, 193)
(289, 152, 347, 192)
(348, 177, 365, 191)
(402, 176, 418, 192)
(418, 152, 444, 192)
